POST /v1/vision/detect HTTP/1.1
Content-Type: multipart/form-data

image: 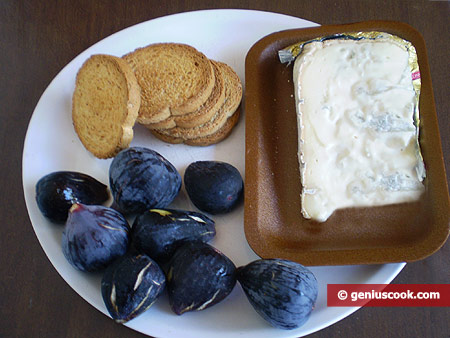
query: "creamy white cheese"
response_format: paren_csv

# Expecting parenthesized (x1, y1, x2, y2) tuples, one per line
(293, 38, 425, 222)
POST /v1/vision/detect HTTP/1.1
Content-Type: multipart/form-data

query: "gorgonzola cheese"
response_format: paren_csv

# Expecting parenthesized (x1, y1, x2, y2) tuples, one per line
(293, 38, 425, 222)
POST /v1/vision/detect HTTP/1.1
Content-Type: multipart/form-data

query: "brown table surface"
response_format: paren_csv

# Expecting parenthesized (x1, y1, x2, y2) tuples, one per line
(1, 1, 448, 337)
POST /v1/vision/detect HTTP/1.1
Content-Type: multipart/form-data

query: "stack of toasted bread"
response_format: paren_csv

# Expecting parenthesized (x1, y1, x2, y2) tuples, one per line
(123, 43, 242, 146)
(72, 43, 242, 158)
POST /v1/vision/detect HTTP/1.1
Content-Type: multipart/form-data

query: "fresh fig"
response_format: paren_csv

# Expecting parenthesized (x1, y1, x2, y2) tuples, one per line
(62, 203, 129, 272)
(184, 161, 243, 214)
(131, 208, 215, 263)
(101, 253, 166, 323)
(166, 241, 236, 315)
(35, 171, 109, 223)
(236, 259, 318, 330)
(109, 147, 182, 215)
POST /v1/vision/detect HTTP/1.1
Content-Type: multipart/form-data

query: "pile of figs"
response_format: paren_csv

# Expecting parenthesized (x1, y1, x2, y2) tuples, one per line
(35, 146, 318, 330)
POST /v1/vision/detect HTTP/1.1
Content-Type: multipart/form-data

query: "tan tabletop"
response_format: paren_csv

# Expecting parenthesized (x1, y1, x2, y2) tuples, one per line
(1, 1, 448, 337)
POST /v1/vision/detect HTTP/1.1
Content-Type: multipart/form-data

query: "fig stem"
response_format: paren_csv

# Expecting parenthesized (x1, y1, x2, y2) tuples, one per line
(69, 203, 82, 213)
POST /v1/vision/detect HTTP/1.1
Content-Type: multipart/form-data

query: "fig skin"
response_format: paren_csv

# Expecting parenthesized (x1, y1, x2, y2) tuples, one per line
(131, 208, 216, 263)
(236, 259, 318, 330)
(109, 147, 182, 215)
(35, 171, 109, 223)
(184, 161, 244, 214)
(101, 253, 166, 323)
(62, 203, 129, 272)
(166, 241, 236, 315)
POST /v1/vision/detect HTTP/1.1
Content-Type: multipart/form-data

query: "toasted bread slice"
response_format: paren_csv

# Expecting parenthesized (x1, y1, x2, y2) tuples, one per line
(72, 54, 141, 159)
(123, 43, 215, 124)
(152, 108, 241, 146)
(145, 60, 226, 130)
(150, 61, 242, 140)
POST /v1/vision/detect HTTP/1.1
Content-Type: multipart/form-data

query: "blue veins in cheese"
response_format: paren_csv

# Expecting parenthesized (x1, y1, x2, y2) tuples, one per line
(293, 38, 425, 222)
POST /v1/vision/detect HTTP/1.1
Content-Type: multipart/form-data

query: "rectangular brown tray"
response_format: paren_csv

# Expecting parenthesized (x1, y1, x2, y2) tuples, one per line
(244, 20, 449, 266)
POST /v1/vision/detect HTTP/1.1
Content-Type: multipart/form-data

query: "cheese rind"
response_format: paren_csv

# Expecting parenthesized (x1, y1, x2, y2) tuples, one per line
(293, 38, 425, 222)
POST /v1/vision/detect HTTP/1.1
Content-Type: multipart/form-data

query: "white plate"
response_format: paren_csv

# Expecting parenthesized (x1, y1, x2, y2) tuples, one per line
(22, 9, 405, 338)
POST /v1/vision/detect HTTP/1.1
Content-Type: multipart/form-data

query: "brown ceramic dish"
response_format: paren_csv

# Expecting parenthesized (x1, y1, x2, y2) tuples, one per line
(244, 20, 449, 266)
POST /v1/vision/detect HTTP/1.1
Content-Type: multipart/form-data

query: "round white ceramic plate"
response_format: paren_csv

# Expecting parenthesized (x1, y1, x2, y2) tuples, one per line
(22, 9, 405, 338)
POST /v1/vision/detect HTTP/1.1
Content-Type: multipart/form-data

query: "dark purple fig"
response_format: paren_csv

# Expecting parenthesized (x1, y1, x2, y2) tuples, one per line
(62, 203, 129, 272)
(236, 259, 318, 330)
(101, 253, 166, 323)
(35, 171, 109, 223)
(184, 161, 243, 214)
(131, 208, 215, 263)
(166, 241, 236, 315)
(109, 147, 181, 215)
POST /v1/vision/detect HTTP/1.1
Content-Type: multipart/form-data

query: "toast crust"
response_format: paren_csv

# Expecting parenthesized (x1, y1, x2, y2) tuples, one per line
(152, 108, 241, 146)
(72, 54, 140, 158)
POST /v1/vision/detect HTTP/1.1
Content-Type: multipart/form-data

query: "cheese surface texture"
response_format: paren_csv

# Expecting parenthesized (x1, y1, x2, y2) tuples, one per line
(293, 38, 425, 222)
